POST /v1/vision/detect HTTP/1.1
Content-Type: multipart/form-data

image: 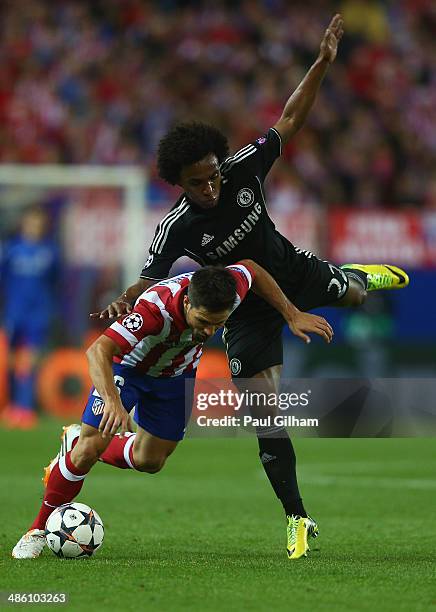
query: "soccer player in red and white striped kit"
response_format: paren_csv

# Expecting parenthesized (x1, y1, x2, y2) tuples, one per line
(12, 259, 333, 560)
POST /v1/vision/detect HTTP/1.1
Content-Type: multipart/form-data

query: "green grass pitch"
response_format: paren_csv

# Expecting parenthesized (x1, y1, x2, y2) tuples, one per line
(1, 419, 435, 611)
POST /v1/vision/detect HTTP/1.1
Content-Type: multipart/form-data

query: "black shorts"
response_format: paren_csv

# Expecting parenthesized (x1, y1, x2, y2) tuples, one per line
(223, 251, 349, 378)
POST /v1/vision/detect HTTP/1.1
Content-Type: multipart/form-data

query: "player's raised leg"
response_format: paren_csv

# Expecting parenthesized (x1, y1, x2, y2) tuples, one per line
(336, 263, 409, 307)
(293, 255, 409, 310)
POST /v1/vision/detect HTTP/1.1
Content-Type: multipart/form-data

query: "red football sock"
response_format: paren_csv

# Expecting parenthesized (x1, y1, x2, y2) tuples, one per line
(99, 432, 137, 469)
(29, 452, 88, 531)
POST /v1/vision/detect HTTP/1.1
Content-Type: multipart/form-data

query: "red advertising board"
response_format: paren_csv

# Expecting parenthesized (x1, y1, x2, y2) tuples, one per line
(328, 209, 434, 267)
(422, 211, 436, 266)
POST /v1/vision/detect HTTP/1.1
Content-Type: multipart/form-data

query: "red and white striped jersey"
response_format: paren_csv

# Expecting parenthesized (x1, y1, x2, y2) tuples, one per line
(104, 263, 253, 378)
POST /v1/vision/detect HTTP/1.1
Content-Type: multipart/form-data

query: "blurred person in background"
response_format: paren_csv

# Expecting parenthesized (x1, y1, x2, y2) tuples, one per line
(0, 206, 60, 429)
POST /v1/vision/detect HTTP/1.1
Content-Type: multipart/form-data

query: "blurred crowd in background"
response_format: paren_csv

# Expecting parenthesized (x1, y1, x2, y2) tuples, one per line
(1, 0, 435, 211)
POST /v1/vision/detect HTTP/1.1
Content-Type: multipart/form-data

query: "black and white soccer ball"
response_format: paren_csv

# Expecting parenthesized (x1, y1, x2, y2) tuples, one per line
(45, 502, 104, 559)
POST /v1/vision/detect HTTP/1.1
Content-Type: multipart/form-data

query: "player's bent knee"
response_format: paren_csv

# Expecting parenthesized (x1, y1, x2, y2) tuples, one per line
(133, 455, 166, 474)
(347, 280, 367, 306)
(358, 289, 367, 305)
(338, 285, 367, 307)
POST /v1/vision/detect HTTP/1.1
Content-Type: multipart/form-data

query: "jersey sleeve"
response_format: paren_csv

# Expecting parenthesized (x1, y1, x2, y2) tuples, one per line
(140, 247, 181, 281)
(104, 300, 164, 354)
(140, 202, 188, 280)
(225, 262, 255, 312)
(220, 127, 282, 182)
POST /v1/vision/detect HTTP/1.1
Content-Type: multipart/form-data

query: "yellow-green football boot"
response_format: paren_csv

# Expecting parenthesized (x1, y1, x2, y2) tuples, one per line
(286, 515, 318, 560)
(341, 264, 409, 291)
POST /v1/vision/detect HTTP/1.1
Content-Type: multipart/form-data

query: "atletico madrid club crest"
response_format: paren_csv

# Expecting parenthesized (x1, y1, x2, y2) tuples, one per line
(91, 398, 105, 416)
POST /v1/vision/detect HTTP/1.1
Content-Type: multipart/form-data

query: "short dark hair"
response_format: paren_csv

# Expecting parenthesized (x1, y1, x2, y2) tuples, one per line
(188, 266, 237, 312)
(157, 122, 230, 185)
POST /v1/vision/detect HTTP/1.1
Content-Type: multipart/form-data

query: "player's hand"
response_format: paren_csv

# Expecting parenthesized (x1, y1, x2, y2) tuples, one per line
(99, 401, 129, 438)
(287, 311, 334, 345)
(318, 14, 344, 64)
(90, 300, 132, 320)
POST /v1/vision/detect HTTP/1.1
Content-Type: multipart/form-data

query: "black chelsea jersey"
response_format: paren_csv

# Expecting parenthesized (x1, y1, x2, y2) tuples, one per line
(141, 128, 303, 316)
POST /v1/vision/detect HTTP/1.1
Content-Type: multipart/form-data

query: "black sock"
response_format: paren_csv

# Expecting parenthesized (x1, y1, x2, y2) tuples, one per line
(257, 429, 307, 518)
(343, 268, 368, 290)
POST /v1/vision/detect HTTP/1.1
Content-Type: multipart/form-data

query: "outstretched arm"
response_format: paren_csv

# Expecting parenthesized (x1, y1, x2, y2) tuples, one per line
(273, 14, 344, 146)
(239, 259, 333, 344)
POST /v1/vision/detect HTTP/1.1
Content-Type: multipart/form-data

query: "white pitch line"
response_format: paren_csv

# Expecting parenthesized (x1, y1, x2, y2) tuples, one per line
(299, 474, 436, 490)
(255, 467, 436, 490)
(299, 460, 419, 471)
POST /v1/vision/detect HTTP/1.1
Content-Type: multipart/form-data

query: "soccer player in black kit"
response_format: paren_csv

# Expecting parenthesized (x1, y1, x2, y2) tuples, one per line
(94, 15, 409, 559)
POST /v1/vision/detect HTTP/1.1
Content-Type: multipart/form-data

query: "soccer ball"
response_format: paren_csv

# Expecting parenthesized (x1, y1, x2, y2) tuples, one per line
(45, 502, 104, 558)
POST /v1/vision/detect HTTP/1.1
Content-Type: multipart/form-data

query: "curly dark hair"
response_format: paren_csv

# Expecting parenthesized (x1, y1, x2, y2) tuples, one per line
(157, 122, 230, 185)
(188, 266, 237, 312)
